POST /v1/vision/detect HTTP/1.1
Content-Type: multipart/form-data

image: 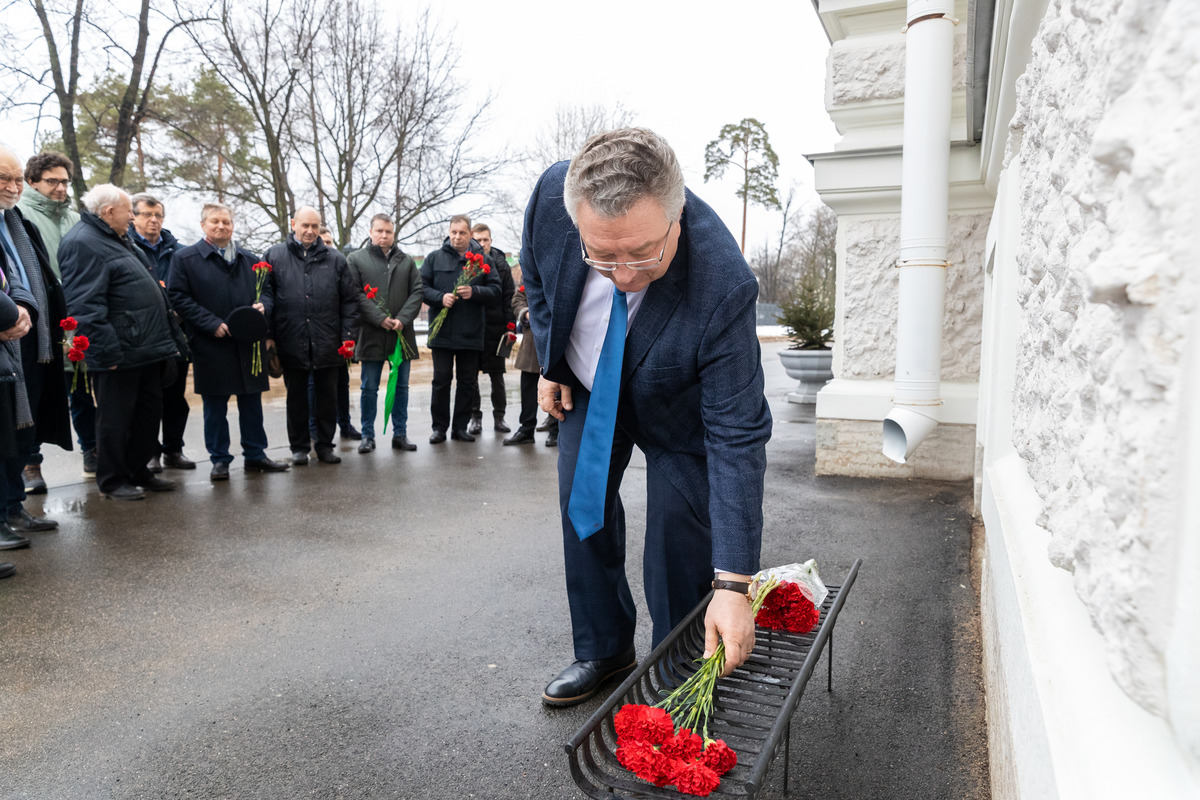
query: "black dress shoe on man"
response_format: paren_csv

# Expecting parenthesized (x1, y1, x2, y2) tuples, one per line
(138, 475, 177, 492)
(292, 450, 310, 466)
(103, 484, 145, 501)
(358, 437, 376, 454)
(546, 431, 558, 447)
(0, 524, 31, 550)
(315, 450, 342, 464)
(429, 430, 446, 444)
(503, 429, 535, 446)
(163, 451, 196, 470)
(146, 456, 163, 474)
(391, 436, 417, 451)
(536, 416, 552, 432)
(245, 458, 290, 473)
(210, 462, 230, 481)
(467, 416, 483, 436)
(8, 508, 58, 532)
(450, 429, 476, 442)
(340, 424, 363, 440)
(0, 562, 15, 579)
(542, 647, 637, 707)
(493, 418, 511, 433)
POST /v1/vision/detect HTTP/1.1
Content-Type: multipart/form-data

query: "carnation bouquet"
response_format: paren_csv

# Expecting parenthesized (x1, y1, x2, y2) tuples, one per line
(426, 251, 489, 344)
(60, 317, 90, 392)
(250, 261, 272, 376)
(612, 560, 827, 796)
(363, 283, 417, 434)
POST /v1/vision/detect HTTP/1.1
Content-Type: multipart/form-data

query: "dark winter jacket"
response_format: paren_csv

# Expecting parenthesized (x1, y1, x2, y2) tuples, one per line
(420, 238, 501, 351)
(479, 246, 516, 372)
(169, 240, 273, 396)
(0, 291, 23, 459)
(59, 210, 179, 371)
(346, 243, 423, 362)
(264, 234, 359, 370)
(129, 225, 181, 287)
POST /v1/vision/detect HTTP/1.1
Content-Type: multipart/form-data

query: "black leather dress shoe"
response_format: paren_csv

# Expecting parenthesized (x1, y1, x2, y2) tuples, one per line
(210, 462, 230, 481)
(429, 430, 446, 444)
(146, 456, 163, 474)
(292, 451, 310, 466)
(245, 458, 290, 473)
(545, 431, 558, 447)
(8, 508, 58, 532)
(466, 417, 483, 435)
(139, 475, 177, 492)
(503, 429, 535, 446)
(103, 484, 145, 501)
(391, 436, 417, 451)
(315, 450, 342, 464)
(493, 418, 511, 433)
(340, 424, 363, 441)
(450, 429, 476, 442)
(536, 417, 552, 432)
(0, 524, 31, 550)
(358, 437, 376, 454)
(0, 562, 15, 579)
(163, 451, 196, 470)
(542, 647, 637, 707)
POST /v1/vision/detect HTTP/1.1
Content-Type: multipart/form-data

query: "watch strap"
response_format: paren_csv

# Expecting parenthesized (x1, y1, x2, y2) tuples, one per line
(711, 579, 751, 597)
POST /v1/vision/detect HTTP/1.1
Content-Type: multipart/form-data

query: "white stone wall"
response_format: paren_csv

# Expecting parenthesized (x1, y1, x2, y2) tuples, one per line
(1008, 0, 1200, 717)
(839, 214, 988, 381)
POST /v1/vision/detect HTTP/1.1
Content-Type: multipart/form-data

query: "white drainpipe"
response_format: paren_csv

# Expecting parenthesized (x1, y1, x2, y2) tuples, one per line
(882, 0, 957, 464)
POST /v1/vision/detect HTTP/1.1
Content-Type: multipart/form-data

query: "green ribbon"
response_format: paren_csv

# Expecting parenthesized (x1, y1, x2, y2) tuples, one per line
(381, 336, 405, 435)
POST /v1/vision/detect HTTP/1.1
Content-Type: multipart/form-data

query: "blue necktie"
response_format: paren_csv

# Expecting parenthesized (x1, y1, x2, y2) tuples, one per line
(568, 288, 628, 540)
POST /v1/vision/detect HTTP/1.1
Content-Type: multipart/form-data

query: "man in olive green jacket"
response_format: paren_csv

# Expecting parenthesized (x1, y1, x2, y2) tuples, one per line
(346, 214, 423, 453)
(16, 152, 92, 491)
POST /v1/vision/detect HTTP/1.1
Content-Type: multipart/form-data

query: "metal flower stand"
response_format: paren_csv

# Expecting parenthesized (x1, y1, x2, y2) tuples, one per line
(566, 559, 862, 799)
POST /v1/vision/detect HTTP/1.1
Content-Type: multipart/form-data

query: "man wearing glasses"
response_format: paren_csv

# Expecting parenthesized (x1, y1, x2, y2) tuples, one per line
(523, 128, 772, 707)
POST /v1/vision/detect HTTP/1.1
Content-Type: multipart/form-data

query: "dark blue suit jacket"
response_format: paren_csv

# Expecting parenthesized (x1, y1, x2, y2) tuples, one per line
(522, 161, 772, 575)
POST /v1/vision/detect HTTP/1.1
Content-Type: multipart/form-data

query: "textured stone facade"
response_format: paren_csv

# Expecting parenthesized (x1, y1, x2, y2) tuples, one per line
(1008, 0, 1199, 716)
(840, 214, 988, 381)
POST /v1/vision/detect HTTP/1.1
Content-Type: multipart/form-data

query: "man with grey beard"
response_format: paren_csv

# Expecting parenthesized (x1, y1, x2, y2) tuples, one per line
(0, 147, 71, 540)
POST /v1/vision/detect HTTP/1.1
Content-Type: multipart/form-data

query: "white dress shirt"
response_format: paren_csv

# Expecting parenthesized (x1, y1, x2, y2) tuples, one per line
(564, 267, 646, 391)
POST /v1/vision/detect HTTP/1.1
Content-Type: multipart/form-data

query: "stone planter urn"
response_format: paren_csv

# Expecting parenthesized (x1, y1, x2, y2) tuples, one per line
(779, 348, 833, 404)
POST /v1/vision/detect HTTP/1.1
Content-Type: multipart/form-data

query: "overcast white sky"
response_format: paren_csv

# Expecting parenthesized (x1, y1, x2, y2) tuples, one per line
(403, 0, 839, 253)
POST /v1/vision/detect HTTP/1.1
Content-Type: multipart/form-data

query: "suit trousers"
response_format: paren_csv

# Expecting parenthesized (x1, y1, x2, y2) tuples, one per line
(469, 370, 507, 422)
(429, 348, 479, 434)
(202, 393, 268, 464)
(284, 366, 337, 454)
(157, 357, 190, 455)
(92, 361, 165, 493)
(517, 371, 555, 434)
(557, 384, 713, 661)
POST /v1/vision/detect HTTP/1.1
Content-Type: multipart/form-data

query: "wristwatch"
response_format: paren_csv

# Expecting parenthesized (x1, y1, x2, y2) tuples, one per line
(711, 579, 752, 599)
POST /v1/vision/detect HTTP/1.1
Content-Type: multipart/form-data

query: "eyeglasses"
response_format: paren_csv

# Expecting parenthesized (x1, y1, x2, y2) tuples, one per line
(38, 178, 70, 188)
(580, 221, 673, 272)
(136, 211, 165, 220)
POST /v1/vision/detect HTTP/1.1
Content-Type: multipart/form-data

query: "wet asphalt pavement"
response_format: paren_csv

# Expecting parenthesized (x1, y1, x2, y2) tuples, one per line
(0, 340, 989, 799)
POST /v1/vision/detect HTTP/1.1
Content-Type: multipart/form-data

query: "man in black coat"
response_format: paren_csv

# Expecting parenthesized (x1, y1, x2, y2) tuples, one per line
(420, 215, 501, 443)
(59, 184, 180, 501)
(466, 223, 516, 436)
(0, 289, 34, 565)
(168, 203, 290, 481)
(264, 206, 359, 465)
(129, 193, 194, 474)
(0, 147, 72, 540)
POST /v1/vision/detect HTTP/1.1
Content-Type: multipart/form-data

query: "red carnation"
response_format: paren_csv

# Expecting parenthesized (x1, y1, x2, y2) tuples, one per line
(506, 332, 517, 342)
(661, 728, 703, 761)
(60, 317, 78, 332)
(67, 348, 85, 363)
(614, 704, 674, 746)
(672, 760, 721, 796)
(518, 284, 525, 293)
(506, 322, 515, 331)
(253, 261, 272, 272)
(72, 335, 90, 351)
(365, 284, 378, 300)
(700, 739, 737, 776)
(482, 264, 491, 274)
(615, 739, 657, 774)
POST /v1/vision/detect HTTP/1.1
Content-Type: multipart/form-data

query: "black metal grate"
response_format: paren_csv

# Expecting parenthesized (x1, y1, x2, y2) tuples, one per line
(566, 559, 862, 799)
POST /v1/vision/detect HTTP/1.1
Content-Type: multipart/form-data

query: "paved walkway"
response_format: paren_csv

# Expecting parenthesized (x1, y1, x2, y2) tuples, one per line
(0, 340, 989, 799)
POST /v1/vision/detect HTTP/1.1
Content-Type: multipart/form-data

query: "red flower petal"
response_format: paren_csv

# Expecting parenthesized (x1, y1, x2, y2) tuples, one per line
(700, 739, 738, 776)
(60, 317, 78, 331)
(672, 760, 721, 796)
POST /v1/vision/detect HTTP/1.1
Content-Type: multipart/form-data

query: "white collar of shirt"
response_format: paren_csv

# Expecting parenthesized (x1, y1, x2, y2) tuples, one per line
(565, 267, 647, 392)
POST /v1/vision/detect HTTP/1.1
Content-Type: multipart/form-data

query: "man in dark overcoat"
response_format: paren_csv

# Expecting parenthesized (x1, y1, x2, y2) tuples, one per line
(346, 214, 423, 454)
(0, 289, 35, 565)
(168, 203, 290, 481)
(59, 184, 181, 501)
(466, 222, 516, 436)
(420, 214, 501, 443)
(264, 206, 359, 465)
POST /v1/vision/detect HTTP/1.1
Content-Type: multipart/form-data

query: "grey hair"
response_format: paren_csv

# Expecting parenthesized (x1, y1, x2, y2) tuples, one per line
(81, 184, 131, 215)
(130, 192, 163, 213)
(563, 128, 685, 224)
(200, 202, 233, 224)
